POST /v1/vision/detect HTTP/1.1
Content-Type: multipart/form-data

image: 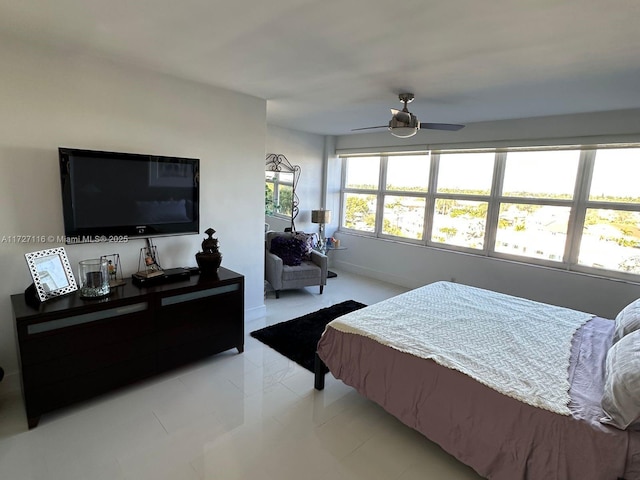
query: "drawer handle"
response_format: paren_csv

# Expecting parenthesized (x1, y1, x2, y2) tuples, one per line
(27, 302, 148, 335)
(161, 284, 239, 306)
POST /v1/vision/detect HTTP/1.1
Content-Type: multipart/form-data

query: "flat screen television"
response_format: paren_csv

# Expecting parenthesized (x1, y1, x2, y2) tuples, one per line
(59, 147, 199, 243)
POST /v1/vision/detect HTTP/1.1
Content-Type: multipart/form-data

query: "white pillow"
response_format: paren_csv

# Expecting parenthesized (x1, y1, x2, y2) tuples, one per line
(612, 298, 640, 344)
(601, 330, 640, 430)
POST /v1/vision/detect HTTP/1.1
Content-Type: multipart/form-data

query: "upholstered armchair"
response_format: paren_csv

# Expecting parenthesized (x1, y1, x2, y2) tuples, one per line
(265, 231, 328, 298)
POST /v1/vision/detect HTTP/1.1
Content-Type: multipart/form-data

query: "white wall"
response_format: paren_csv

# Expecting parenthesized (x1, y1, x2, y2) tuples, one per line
(336, 108, 640, 153)
(333, 235, 640, 318)
(332, 110, 640, 319)
(265, 125, 325, 235)
(0, 36, 267, 395)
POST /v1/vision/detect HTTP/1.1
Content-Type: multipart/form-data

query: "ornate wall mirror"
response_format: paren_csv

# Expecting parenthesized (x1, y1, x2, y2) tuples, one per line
(265, 153, 300, 232)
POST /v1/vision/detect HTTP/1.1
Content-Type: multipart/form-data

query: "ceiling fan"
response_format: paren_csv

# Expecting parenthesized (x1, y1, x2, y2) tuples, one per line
(353, 93, 465, 138)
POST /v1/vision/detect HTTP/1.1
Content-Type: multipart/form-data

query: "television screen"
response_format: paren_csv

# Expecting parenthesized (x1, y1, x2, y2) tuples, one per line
(59, 148, 199, 243)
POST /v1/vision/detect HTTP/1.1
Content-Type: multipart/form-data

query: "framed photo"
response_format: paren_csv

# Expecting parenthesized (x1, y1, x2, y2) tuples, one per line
(25, 247, 78, 302)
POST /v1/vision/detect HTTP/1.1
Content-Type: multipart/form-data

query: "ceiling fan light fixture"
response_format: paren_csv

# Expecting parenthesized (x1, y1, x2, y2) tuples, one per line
(389, 126, 418, 138)
(389, 112, 419, 138)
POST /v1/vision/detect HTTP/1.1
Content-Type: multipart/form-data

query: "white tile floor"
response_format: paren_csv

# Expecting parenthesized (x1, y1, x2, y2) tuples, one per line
(0, 270, 483, 480)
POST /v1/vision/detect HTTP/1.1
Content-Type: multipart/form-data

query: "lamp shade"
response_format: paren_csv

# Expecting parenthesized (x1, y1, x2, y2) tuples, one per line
(311, 209, 331, 224)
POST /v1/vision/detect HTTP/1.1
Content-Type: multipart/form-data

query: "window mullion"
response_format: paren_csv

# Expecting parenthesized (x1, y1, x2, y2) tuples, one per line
(485, 152, 506, 255)
(376, 156, 388, 237)
(273, 175, 278, 208)
(566, 149, 596, 265)
(339, 157, 346, 228)
(584, 201, 640, 212)
(424, 153, 440, 245)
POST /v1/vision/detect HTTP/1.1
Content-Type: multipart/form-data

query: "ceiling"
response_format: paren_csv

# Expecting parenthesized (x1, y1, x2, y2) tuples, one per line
(1, 0, 639, 136)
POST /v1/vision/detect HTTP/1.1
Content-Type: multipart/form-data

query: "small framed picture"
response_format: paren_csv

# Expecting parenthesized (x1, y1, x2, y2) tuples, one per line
(25, 247, 78, 302)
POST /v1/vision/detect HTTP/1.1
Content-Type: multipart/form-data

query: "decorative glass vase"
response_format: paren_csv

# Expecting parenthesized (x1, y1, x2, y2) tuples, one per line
(78, 259, 110, 298)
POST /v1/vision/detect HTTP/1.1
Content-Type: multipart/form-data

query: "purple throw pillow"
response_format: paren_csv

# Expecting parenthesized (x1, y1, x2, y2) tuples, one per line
(270, 235, 306, 266)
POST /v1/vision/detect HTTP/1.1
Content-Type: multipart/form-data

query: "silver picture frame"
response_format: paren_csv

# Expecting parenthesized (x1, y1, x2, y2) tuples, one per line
(25, 247, 78, 301)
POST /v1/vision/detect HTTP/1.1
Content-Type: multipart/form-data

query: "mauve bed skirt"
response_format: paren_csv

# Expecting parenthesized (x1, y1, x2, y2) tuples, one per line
(317, 317, 640, 480)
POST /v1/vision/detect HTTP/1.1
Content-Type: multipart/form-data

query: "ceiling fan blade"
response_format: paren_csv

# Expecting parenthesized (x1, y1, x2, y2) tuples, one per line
(351, 125, 387, 131)
(420, 122, 465, 131)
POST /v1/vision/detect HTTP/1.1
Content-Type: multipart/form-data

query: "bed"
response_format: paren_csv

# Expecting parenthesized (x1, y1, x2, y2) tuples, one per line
(314, 281, 640, 480)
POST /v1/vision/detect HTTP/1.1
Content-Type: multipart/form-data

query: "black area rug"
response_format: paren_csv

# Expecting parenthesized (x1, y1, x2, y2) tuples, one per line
(250, 300, 366, 373)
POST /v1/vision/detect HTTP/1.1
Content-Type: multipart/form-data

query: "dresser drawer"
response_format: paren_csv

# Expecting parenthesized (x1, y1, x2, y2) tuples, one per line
(19, 302, 151, 366)
(24, 354, 157, 417)
(22, 334, 157, 388)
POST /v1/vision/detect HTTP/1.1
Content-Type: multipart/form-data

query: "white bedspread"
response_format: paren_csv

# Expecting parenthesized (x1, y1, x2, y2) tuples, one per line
(327, 281, 594, 415)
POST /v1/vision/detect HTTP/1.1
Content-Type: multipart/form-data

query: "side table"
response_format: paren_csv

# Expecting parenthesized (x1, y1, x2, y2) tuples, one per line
(324, 246, 347, 278)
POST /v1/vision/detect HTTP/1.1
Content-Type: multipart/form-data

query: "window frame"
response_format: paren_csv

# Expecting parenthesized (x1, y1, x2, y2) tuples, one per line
(339, 144, 640, 282)
(487, 149, 584, 268)
(340, 153, 430, 245)
(428, 151, 494, 253)
(340, 155, 381, 236)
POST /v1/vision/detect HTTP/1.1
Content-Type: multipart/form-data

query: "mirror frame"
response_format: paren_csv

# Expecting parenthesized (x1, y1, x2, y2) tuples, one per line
(25, 247, 78, 301)
(265, 153, 301, 232)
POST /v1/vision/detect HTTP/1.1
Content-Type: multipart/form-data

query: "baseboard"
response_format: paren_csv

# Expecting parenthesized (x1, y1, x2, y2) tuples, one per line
(0, 371, 20, 399)
(245, 304, 266, 322)
(332, 260, 418, 289)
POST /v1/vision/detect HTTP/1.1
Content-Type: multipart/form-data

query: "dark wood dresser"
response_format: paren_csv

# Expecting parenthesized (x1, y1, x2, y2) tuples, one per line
(11, 267, 244, 428)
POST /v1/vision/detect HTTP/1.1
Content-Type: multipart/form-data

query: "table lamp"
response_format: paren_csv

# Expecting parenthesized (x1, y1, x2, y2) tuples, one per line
(311, 209, 331, 253)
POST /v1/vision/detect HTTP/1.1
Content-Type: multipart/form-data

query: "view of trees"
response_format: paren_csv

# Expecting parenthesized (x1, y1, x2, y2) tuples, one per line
(584, 209, 640, 248)
(341, 147, 640, 276)
(344, 194, 376, 232)
(343, 184, 640, 274)
(264, 183, 275, 214)
(278, 186, 293, 216)
(265, 182, 293, 216)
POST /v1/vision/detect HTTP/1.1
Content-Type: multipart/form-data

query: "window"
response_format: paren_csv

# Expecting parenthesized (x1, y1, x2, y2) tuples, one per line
(589, 148, 640, 204)
(495, 204, 570, 261)
(502, 150, 579, 199)
(345, 156, 380, 189)
(265, 171, 294, 217)
(342, 156, 380, 233)
(432, 152, 494, 250)
(265, 172, 276, 214)
(437, 152, 494, 195)
(339, 145, 640, 281)
(579, 209, 640, 273)
(344, 192, 377, 232)
(382, 155, 430, 240)
(577, 148, 640, 275)
(383, 195, 426, 239)
(343, 155, 429, 240)
(386, 155, 429, 192)
(495, 150, 579, 262)
(432, 199, 488, 249)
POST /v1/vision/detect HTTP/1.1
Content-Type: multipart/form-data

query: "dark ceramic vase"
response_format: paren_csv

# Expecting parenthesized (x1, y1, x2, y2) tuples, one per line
(196, 227, 222, 276)
(196, 251, 222, 276)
